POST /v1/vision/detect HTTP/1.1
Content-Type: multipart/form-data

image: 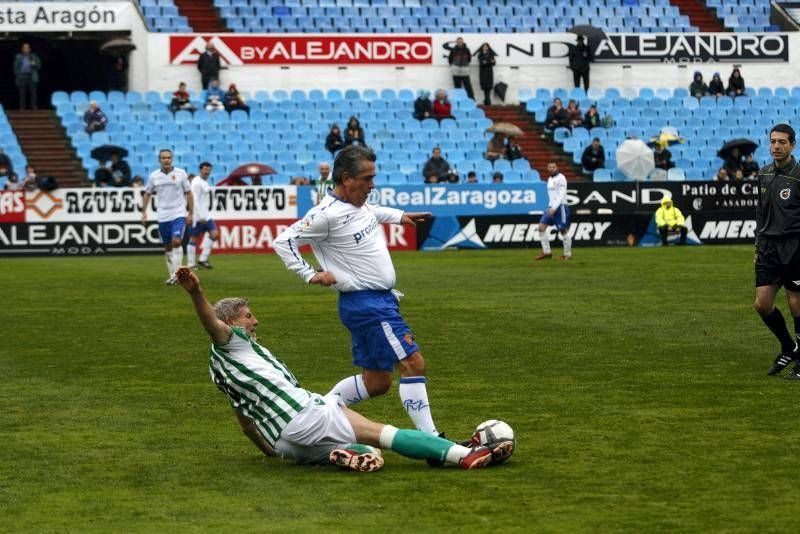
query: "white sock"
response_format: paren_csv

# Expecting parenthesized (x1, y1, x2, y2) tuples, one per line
(540, 233, 552, 255)
(199, 238, 214, 262)
(445, 443, 472, 465)
(378, 425, 399, 449)
(562, 234, 572, 257)
(172, 247, 184, 268)
(327, 374, 371, 406)
(165, 251, 174, 276)
(187, 243, 197, 267)
(399, 376, 437, 434)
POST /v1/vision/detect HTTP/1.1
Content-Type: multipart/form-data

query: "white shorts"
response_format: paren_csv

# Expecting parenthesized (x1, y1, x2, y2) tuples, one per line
(274, 393, 357, 464)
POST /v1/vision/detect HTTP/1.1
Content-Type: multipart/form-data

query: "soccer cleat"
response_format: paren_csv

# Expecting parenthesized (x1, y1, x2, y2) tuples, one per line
(329, 445, 384, 472)
(165, 274, 179, 286)
(535, 253, 552, 261)
(198, 261, 214, 269)
(783, 363, 800, 381)
(767, 346, 797, 375)
(488, 440, 515, 464)
(459, 446, 494, 469)
(559, 255, 572, 261)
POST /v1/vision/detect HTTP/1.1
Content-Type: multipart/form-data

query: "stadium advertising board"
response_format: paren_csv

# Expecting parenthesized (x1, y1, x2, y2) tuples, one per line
(170, 35, 433, 65)
(0, 2, 136, 32)
(593, 34, 789, 63)
(568, 181, 758, 214)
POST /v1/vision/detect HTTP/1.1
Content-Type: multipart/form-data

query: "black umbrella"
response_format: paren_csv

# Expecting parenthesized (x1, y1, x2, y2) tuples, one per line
(100, 38, 136, 57)
(568, 24, 607, 51)
(91, 145, 128, 161)
(717, 138, 758, 159)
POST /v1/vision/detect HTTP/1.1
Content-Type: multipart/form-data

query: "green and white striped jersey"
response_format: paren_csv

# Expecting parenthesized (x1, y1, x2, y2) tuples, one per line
(208, 326, 311, 447)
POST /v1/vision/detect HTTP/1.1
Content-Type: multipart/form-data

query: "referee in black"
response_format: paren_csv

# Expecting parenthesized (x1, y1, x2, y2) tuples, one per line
(754, 123, 800, 379)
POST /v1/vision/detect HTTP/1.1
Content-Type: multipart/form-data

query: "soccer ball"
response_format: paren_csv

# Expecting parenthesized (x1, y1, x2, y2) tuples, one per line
(471, 419, 516, 453)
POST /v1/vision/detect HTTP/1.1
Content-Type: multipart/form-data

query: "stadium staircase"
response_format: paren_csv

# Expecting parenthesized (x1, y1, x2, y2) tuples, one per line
(481, 105, 583, 182)
(6, 110, 87, 187)
(670, 0, 726, 32)
(174, 0, 228, 32)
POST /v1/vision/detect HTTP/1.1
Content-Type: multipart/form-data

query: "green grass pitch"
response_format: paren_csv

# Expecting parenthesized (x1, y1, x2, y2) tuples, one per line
(2, 246, 798, 531)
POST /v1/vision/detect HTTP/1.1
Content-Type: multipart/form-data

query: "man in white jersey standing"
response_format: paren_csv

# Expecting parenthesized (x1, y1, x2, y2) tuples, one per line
(174, 266, 513, 471)
(187, 162, 219, 270)
(141, 149, 193, 284)
(536, 161, 572, 261)
(273, 145, 441, 438)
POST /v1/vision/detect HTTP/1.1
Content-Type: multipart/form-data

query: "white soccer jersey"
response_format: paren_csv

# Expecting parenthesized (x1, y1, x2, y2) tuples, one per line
(191, 176, 212, 223)
(273, 192, 404, 292)
(547, 173, 568, 209)
(209, 326, 311, 448)
(146, 167, 191, 222)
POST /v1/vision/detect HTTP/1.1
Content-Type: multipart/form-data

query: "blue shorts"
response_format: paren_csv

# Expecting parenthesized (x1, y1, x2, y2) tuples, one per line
(158, 217, 186, 245)
(539, 204, 570, 231)
(338, 290, 419, 372)
(190, 218, 217, 237)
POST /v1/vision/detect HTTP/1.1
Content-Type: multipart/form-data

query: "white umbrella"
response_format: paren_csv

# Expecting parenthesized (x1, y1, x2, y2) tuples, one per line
(615, 139, 655, 181)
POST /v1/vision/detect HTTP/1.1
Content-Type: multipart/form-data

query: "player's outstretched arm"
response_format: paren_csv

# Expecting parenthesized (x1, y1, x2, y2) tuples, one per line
(141, 191, 151, 225)
(401, 212, 432, 226)
(175, 267, 232, 345)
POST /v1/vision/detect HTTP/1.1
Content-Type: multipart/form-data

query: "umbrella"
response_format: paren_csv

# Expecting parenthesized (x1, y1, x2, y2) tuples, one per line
(217, 163, 276, 186)
(616, 139, 654, 181)
(99, 38, 136, 56)
(486, 122, 523, 137)
(647, 132, 685, 149)
(717, 138, 758, 159)
(493, 82, 508, 102)
(90, 144, 128, 161)
(568, 24, 607, 50)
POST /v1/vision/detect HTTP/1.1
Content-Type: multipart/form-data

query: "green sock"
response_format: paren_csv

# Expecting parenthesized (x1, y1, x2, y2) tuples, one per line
(390, 429, 453, 462)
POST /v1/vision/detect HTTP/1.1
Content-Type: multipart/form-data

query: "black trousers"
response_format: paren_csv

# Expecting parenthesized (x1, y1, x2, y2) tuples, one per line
(659, 225, 687, 245)
(452, 75, 475, 100)
(482, 89, 492, 106)
(201, 73, 218, 90)
(17, 76, 37, 110)
(572, 70, 590, 90)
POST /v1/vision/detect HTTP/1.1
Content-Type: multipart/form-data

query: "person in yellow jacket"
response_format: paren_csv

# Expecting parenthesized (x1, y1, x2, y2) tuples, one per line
(655, 196, 687, 245)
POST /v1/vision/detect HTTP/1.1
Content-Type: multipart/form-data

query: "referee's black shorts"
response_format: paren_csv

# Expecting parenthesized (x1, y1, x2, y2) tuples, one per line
(755, 237, 800, 290)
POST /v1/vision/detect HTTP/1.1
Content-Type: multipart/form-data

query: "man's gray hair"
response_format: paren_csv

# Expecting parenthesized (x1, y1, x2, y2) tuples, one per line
(214, 297, 249, 322)
(332, 145, 376, 185)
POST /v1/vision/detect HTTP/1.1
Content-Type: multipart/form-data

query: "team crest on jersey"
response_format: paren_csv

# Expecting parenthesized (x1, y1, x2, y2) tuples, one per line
(404, 333, 415, 345)
(780, 188, 791, 200)
(300, 214, 316, 230)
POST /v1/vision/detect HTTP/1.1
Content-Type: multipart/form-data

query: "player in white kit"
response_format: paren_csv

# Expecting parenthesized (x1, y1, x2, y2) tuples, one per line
(536, 161, 572, 261)
(273, 145, 442, 438)
(141, 149, 194, 284)
(187, 162, 219, 270)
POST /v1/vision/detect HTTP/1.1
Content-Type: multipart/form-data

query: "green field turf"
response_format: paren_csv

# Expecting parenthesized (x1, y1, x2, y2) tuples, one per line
(2, 246, 798, 532)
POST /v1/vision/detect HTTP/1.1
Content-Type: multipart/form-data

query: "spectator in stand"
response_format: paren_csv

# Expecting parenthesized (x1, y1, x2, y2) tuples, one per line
(197, 43, 222, 90)
(712, 167, 729, 181)
(654, 143, 674, 170)
(170, 82, 197, 113)
(94, 160, 113, 186)
(4, 173, 22, 190)
(689, 71, 708, 98)
(223, 84, 249, 113)
(109, 56, 127, 92)
(742, 154, 759, 179)
(708, 72, 725, 97)
(505, 137, 523, 161)
(422, 147, 451, 184)
(131, 175, 145, 188)
(565, 99, 583, 128)
(413, 90, 433, 121)
(205, 79, 225, 112)
(545, 98, 569, 130)
(583, 103, 601, 129)
(476, 43, 496, 106)
(581, 138, 606, 172)
(466, 171, 478, 184)
(727, 68, 746, 98)
(485, 133, 506, 162)
(568, 35, 592, 90)
(84, 101, 108, 134)
(0, 148, 13, 177)
(432, 89, 453, 121)
(492, 171, 503, 183)
(723, 147, 744, 176)
(325, 123, 344, 154)
(344, 116, 366, 146)
(22, 165, 38, 192)
(733, 169, 745, 181)
(110, 151, 132, 186)
(13, 43, 41, 110)
(444, 37, 474, 100)
(655, 196, 687, 246)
